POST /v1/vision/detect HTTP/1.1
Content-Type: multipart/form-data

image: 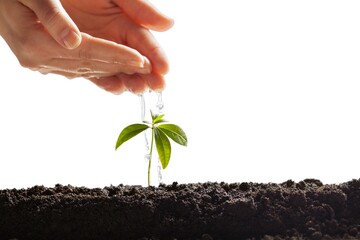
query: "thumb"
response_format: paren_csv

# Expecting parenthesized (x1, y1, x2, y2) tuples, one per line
(19, 0, 81, 49)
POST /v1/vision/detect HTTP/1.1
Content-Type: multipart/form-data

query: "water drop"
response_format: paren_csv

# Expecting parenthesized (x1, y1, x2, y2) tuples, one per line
(139, 94, 150, 151)
(139, 94, 146, 121)
(156, 92, 164, 112)
(138, 91, 166, 185)
(157, 163, 163, 183)
(144, 154, 151, 163)
(143, 131, 149, 151)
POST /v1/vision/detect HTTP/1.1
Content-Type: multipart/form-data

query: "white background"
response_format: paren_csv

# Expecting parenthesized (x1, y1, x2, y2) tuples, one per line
(1, 0, 360, 189)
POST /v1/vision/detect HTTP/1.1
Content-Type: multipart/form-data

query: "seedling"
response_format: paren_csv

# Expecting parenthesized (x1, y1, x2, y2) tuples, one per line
(115, 111, 187, 186)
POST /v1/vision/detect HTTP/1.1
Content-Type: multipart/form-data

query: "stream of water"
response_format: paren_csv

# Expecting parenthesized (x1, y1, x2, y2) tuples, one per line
(139, 92, 164, 185)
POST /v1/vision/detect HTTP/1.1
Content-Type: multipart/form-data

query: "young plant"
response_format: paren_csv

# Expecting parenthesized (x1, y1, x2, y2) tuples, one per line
(115, 111, 187, 186)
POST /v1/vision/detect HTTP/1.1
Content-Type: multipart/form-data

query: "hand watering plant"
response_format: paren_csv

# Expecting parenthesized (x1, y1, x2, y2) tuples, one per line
(115, 111, 187, 186)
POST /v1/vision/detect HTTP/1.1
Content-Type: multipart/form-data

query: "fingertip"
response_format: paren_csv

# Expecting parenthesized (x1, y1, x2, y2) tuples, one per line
(88, 77, 126, 95)
(168, 18, 175, 29)
(147, 74, 166, 92)
(162, 17, 175, 32)
(152, 47, 170, 75)
(119, 73, 148, 94)
(149, 17, 174, 32)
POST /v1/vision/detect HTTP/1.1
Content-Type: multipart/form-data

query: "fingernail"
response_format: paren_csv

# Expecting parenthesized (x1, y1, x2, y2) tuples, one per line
(129, 56, 151, 74)
(142, 56, 152, 72)
(61, 29, 81, 49)
(168, 18, 175, 28)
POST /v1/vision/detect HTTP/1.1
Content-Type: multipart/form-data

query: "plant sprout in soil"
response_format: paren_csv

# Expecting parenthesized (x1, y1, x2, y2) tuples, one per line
(115, 111, 187, 186)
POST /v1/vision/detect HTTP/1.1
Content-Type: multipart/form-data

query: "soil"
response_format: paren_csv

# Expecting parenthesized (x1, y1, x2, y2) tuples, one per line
(1, 179, 360, 240)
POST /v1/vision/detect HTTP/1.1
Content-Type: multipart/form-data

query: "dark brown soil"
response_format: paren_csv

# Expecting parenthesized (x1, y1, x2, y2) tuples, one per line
(1, 179, 360, 240)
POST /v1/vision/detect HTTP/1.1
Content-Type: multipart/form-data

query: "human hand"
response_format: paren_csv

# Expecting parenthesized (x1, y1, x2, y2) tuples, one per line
(0, 0, 172, 94)
(60, 0, 174, 94)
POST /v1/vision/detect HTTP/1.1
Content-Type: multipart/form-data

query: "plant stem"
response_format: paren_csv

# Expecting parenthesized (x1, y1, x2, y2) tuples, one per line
(148, 127, 155, 186)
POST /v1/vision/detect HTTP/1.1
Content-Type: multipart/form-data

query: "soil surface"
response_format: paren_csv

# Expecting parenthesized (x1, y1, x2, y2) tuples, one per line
(1, 179, 360, 240)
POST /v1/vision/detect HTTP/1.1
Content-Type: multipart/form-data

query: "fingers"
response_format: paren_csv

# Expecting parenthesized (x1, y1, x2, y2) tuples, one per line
(7, 0, 170, 96)
(88, 76, 127, 95)
(73, 33, 148, 68)
(46, 33, 152, 75)
(87, 73, 165, 95)
(113, 0, 174, 32)
(88, 75, 146, 95)
(19, 0, 81, 49)
(126, 26, 170, 76)
(145, 73, 166, 91)
(25, 32, 152, 78)
(36, 57, 150, 78)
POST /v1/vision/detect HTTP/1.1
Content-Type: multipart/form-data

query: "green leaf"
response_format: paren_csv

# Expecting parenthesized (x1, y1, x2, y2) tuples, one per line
(154, 118, 167, 124)
(115, 124, 149, 150)
(150, 110, 166, 123)
(157, 124, 187, 146)
(153, 114, 165, 124)
(154, 128, 171, 169)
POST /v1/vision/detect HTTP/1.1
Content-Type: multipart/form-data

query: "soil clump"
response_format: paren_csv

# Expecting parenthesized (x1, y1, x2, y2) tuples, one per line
(1, 179, 360, 240)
